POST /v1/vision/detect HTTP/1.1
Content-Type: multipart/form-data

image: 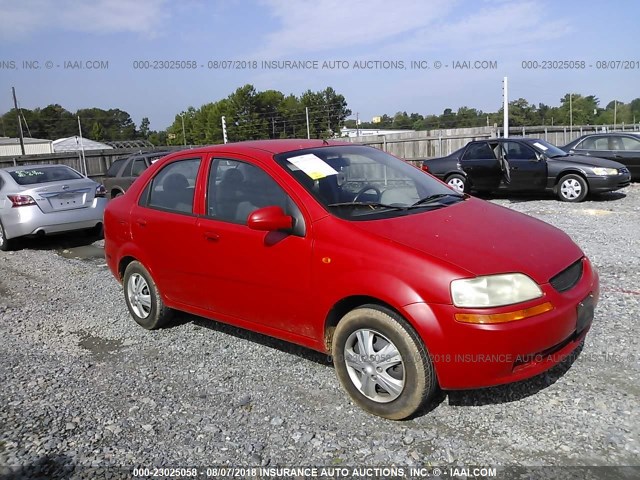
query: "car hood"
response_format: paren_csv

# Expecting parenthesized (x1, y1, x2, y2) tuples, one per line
(352, 198, 583, 284)
(550, 154, 625, 169)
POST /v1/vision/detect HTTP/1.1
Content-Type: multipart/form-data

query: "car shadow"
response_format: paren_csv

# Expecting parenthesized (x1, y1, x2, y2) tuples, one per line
(473, 191, 626, 203)
(12, 230, 103, 251)
(169, 311, 584, 416)
(168, 311, 332, 367)
(0, 454, 77, 480)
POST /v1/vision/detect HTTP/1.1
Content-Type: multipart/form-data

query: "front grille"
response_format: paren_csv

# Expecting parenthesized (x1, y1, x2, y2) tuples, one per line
(550, 259, 583, 292)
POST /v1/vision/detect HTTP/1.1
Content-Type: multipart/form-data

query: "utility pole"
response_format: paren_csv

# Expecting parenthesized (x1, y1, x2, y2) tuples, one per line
(614, 100, 617, 129)
(502, 77, 509, 138)
(356, 112, 360, 136)
(305, 107, 310, 139)
(221, 116, 228, 144)
(569, 94, 573, 134)
(11, 87, 26, 155)
(178, 113, 187, 146)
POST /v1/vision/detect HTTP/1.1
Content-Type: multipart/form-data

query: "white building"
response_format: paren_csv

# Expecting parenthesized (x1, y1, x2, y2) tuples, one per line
(52, 136, 113, 152)
(340, 127, 416, 138)
(0, 137, 54, 156)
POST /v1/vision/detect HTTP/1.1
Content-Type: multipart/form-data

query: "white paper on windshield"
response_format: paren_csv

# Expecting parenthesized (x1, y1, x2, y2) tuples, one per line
(288, 154, 338, 180)
(533, 142, 548, 151)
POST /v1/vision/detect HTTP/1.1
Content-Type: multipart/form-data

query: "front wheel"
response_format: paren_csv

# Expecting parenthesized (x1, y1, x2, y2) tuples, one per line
(557, 174, 588, 202)
(331, 306, 437, 420)
(123, 261, 173, 329)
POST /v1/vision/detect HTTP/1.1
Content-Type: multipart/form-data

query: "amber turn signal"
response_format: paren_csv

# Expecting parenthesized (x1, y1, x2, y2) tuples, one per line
(455, 302, 554, 324)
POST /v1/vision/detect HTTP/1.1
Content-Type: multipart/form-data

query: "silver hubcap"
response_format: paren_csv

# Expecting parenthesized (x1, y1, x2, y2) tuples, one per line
(448, 177, 465, 193)
(0, 227, 4, 247)
(561, 179, 582, 199)
(344, 329, 405, 403)
(127, 273, 152, 318)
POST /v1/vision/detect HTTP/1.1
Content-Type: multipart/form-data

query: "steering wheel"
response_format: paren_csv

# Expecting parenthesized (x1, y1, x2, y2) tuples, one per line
(353, 184, 381, 202)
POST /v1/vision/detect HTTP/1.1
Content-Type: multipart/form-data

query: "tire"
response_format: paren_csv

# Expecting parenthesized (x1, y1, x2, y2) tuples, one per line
(331, 305, 437, 420)
(445, 174, 467, 194)
(84, 223, 104, 240)
(557, 174, 588, 202)
(0, 219, 16, 252)
(123, 261, 173, 330)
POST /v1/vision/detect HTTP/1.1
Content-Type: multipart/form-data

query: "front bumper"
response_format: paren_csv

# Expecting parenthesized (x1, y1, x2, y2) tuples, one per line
(2, 198, 107, 240)
(587, 172, 631, 193)
(404, 257, 599, 390)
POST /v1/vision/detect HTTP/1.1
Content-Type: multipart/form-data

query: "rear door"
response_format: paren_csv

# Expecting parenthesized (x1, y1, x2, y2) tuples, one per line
(617, 136, 640, 179)
(130, 156, 204, 306)
(459, 142, 502, 190)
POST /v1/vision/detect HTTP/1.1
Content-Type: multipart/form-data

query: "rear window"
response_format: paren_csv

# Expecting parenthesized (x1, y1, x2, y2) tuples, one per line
(106, 158, 129, 177)
(9, 166, 83, 185)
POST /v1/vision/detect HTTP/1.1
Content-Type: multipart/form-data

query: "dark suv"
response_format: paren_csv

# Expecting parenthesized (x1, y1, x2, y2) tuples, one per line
(103, 152, 169, 198)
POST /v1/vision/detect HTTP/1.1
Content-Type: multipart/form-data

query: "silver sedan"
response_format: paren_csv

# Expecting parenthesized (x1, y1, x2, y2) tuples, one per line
(0, 164, 107, 251)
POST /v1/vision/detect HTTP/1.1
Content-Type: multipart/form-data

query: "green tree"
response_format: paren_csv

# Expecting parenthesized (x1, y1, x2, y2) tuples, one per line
(139, 117, 150, 139)
(89, 122, 104, 141)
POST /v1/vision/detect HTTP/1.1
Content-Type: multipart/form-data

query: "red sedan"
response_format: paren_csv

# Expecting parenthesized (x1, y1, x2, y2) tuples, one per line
(104, 139, 598, 420)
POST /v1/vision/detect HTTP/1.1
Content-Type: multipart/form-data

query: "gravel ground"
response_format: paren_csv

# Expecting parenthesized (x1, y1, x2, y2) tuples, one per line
(1, 185, 639, 479)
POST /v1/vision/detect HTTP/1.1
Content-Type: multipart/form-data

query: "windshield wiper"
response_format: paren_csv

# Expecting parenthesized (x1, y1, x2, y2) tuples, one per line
(327, 201, 406, 211)
(409, 193, 465, 207)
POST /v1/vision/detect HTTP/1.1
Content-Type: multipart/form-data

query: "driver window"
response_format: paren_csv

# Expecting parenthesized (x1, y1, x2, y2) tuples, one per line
(208, 159, 289, 224)
(504, 142, 534, 160)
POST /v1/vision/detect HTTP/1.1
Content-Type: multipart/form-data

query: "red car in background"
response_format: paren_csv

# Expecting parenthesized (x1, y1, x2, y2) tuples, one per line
(104, 140, 598, 420)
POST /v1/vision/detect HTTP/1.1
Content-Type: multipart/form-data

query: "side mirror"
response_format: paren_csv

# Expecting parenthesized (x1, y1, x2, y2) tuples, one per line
(247, 206, 293, 232)
(535, 152, 545, 162)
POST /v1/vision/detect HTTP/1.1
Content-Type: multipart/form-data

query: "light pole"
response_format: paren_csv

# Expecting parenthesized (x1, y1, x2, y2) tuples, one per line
(180, 112, 187, 146)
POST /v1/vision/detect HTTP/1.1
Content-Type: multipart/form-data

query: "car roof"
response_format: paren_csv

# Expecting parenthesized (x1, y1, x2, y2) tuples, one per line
(573, 132, 640, 139)
(168, 139, 353, 157)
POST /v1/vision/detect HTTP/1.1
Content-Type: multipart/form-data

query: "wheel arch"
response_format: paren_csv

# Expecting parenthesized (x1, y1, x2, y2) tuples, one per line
(323, 296, 437, 354)
(554, 168, 588, 186)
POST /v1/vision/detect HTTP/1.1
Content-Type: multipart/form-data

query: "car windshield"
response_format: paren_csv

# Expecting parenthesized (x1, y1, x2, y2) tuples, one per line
(528, 139, 568, 158)
(275, 145, 464, 220)
(9, 166, 83, 185)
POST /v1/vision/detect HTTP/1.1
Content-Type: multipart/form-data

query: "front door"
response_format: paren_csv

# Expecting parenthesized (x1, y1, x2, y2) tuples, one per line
(195, 156, 315, 338)
(459, 142, 502, 191)
(501, 141, 547, 191)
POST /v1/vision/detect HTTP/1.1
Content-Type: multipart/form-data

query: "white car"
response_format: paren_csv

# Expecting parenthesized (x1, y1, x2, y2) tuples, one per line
(0, 164, 107, 251)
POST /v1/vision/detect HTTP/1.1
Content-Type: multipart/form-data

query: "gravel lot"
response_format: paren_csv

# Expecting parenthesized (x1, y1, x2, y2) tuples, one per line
(1, 185, 639, 479)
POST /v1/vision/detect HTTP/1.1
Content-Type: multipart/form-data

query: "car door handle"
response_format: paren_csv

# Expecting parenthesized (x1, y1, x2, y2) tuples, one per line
(135, 219, 147, 227)
(204, 231, 220, 242)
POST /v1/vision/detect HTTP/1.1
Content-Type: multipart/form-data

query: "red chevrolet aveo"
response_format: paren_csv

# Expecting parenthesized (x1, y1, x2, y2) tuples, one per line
(104, 140, 598, 420)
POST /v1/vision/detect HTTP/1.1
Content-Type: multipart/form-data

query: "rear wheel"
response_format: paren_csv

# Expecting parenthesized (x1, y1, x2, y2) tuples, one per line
(446, 174, 467, 194)
(123, 261, 173, 329)
(557, 174, 588, 202)
(331, 305, 437, 420)
(0, 219, 16, 252)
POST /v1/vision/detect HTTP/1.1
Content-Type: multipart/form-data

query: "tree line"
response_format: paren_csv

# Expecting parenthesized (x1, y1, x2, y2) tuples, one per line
(1, 89, 638, 146)
(349, 94, 640, 131)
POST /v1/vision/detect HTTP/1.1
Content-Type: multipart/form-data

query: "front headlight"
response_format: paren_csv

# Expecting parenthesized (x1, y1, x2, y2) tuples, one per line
(451, 273, 543, 308)
(592, 167, 618, 176)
